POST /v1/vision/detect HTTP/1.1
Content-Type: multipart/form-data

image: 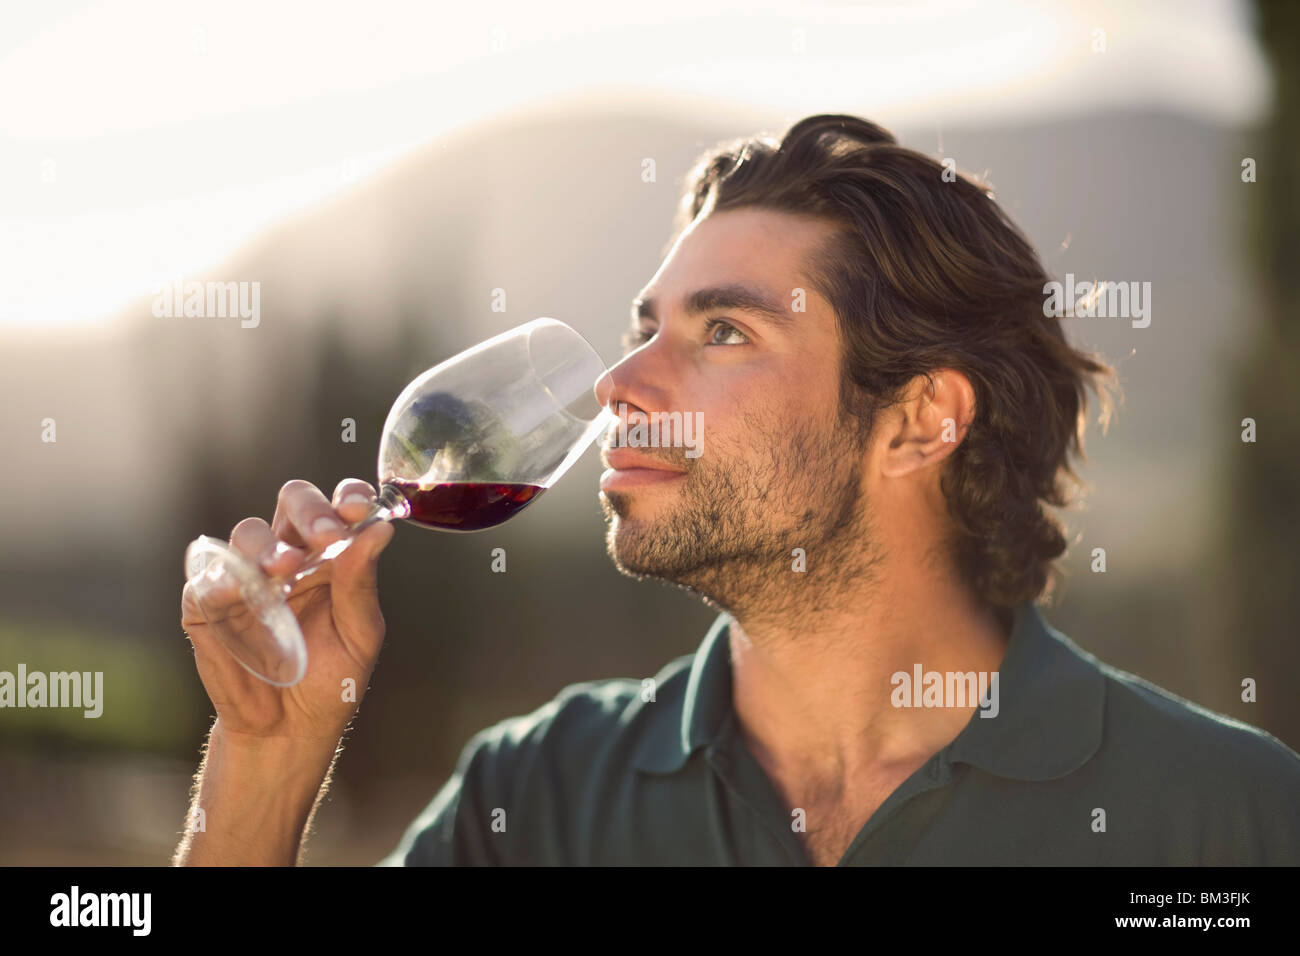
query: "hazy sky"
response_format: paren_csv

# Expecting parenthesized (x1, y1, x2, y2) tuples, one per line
(0, 0, 1267, 328)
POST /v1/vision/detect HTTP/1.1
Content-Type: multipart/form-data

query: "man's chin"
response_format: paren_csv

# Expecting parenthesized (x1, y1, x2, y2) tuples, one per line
(603, 515, 653, 575)
(599, 487, 722, 584)
(603, 514, 678, 580)
(599, 490, 664, 538)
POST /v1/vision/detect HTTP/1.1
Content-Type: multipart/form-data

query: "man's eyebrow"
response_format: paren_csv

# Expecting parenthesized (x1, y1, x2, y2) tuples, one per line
(631, 283, 794, 328)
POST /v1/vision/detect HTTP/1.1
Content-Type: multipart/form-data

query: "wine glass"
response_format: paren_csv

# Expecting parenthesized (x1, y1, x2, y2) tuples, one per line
(183, 317, 612, 686)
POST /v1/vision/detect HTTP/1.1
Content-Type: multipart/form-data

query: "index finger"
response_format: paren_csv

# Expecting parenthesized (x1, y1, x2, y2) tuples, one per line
(270, 479, 347, 551)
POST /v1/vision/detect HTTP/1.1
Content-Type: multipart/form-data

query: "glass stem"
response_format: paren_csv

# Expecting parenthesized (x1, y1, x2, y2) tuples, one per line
(281, 482, 410, 592)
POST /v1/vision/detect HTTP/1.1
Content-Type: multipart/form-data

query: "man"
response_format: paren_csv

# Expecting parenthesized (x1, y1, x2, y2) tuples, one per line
(175, 114, 1300, 866)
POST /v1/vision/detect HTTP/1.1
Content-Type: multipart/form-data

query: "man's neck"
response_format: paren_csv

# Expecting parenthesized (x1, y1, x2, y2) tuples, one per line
(727, 573, 1012, 796)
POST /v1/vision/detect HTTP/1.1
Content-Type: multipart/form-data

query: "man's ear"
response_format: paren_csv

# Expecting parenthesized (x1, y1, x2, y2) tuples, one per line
(879, 369, 976, 478)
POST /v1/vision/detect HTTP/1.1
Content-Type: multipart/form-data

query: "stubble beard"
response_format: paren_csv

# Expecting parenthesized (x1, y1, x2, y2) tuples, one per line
(600, 407, 883, 625)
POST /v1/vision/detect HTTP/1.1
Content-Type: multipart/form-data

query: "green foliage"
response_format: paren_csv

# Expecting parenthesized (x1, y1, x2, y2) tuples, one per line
(0, 621, 195, 752)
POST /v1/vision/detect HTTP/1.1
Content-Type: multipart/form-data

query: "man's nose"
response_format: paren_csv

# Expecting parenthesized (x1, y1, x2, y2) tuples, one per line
(594, 351, 647, 412)
(594, 366, 618, 411)
(594, 342, 675, 418)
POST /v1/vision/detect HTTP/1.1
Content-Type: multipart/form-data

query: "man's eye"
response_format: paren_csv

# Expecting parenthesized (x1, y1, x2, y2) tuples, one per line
(705, 318, 748, 345)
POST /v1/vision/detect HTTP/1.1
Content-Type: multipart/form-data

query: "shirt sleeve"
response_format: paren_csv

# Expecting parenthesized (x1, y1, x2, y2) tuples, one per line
(373, 680, 632, 866)
(374, 728, 503, 866)
(1202, 728, 1300, 866)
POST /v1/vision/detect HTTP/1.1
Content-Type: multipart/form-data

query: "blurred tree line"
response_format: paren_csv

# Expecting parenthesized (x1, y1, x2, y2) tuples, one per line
(1221, 0, 1300, 748)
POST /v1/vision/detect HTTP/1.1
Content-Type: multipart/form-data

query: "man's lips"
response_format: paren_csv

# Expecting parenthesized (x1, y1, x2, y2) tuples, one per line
(600, 447, 687, 473)
(599, 447, 687, 493)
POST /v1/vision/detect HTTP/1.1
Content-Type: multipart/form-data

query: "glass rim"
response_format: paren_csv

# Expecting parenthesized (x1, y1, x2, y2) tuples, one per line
(525, 316, 611, 426)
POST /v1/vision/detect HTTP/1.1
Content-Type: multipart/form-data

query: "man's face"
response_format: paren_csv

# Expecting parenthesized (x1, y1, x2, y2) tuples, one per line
(598, 206, 878, 617)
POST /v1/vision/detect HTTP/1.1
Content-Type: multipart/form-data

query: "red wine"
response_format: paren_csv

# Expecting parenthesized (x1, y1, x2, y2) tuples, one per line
(390, 480, 545, 531)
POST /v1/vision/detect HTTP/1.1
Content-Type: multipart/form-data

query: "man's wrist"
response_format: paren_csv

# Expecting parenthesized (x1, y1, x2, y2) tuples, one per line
(209, 719, 346, 762)
(178, 721, 344, 865)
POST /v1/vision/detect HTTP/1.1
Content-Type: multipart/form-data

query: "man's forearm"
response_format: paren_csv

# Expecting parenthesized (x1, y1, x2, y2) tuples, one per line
(172, 719, 343, 866)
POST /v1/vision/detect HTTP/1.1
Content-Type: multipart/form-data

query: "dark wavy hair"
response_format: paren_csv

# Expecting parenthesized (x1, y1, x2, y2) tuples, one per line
(673, 114, 1119, 609)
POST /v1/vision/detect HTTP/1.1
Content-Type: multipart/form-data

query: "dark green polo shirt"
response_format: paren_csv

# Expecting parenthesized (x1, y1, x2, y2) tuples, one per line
(378, 602, 1300, 865)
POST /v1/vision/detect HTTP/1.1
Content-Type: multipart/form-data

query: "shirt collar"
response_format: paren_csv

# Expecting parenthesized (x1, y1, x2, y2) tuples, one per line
(632, 602, 1105, 781)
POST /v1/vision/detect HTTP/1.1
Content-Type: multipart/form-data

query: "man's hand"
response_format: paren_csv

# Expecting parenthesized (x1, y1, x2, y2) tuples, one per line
(174, 478, 396, 865)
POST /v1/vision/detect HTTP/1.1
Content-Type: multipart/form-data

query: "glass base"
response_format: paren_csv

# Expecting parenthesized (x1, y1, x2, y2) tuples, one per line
(185, 535, 307, 686)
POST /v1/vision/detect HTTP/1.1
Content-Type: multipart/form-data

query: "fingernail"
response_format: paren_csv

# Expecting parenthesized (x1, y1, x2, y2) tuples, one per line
(262, 541, 294, 567)
(341, 493, 372, 508)
(312, 516, 344, 537)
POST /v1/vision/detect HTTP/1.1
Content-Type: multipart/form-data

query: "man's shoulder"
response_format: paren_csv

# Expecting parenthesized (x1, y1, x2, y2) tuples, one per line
(458, 650, 696, 787)
(379, 652, 698, 865)
(1092, 655, 1300, 781)
(1074, 652, 1300, 863)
